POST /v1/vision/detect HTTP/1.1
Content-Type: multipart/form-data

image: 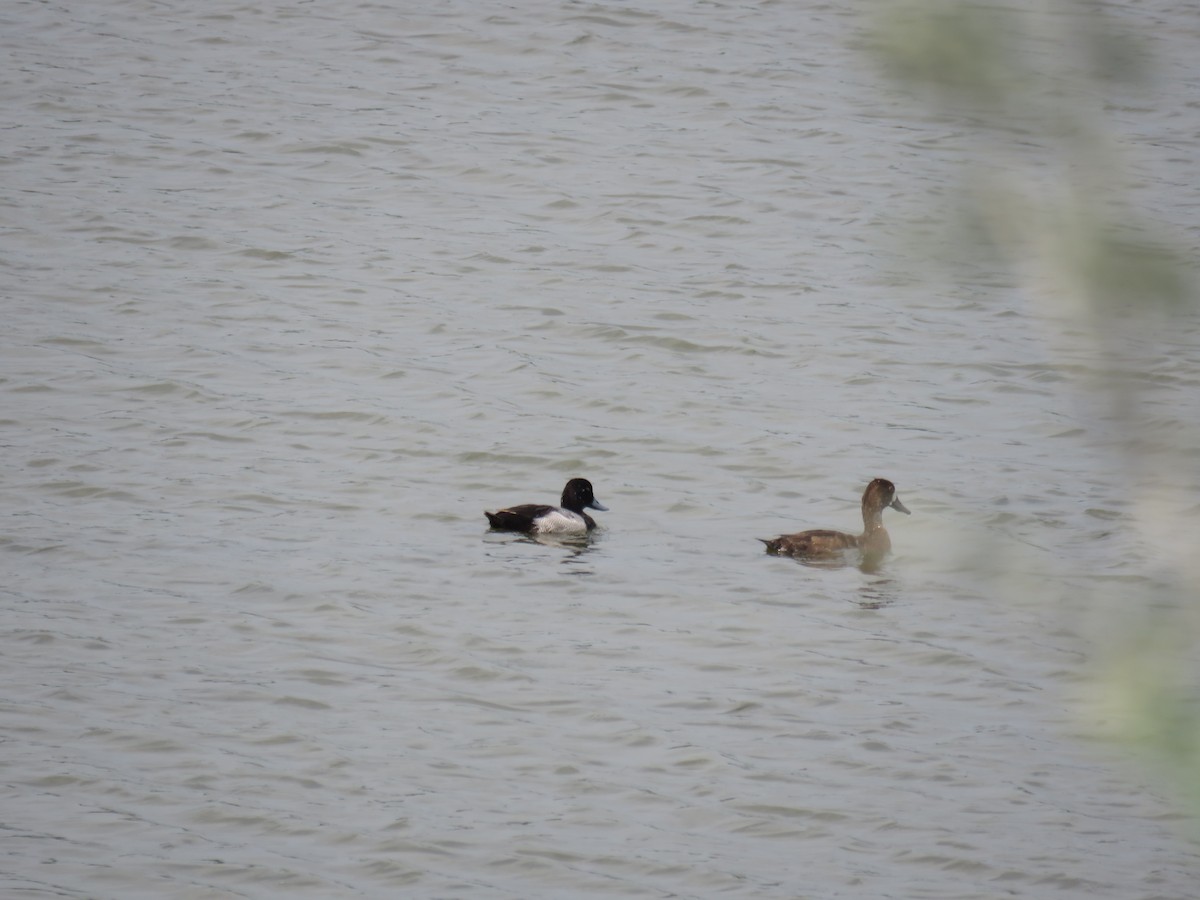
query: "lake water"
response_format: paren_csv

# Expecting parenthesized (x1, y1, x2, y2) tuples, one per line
(4, 1, 1199, 897)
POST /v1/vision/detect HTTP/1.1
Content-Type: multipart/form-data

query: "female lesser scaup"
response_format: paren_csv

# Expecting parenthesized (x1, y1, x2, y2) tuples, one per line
(485, 478, 609, 535)
(760, 478, 910, 559)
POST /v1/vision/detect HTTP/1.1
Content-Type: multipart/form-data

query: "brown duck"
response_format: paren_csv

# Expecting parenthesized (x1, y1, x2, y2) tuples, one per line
(760, 478, 910, 558)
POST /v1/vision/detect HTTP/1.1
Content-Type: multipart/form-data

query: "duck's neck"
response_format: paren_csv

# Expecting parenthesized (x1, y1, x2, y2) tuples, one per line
(860, 510, 890, 553)
(861, 502, 885, 535)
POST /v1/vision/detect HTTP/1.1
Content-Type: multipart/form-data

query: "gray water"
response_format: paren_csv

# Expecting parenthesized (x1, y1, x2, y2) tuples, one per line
(4, 1, 1199, 898)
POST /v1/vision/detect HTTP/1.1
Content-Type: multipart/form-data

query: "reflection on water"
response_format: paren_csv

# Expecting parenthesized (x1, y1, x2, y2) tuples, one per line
(483, 529, 601, 574)
(762, 545, 888, 573)
(763, 548, 901, 605)
(483, 530, 596, 551)
(856, 576, 899, 609)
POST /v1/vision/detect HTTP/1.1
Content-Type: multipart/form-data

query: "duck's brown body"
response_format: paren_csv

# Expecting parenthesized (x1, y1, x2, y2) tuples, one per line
(761, 478, 909, 559)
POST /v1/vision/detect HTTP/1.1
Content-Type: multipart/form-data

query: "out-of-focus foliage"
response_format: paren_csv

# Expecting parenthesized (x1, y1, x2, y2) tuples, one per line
(865, 0, 1197, 816)
(868, 0, 1186, 320)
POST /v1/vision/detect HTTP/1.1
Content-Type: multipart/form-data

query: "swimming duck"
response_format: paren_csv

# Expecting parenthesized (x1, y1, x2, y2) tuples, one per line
(760, 478, 910, 558)
(485, 478, 609, 535)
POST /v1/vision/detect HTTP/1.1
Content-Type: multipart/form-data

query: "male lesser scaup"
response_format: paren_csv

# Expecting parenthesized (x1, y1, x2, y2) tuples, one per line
(760, 478, 910, 559)
(485, 478, 609, 535)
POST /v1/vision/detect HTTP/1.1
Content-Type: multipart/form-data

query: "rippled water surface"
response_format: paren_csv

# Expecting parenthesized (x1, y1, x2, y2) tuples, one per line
(4, 1, 1200, 897)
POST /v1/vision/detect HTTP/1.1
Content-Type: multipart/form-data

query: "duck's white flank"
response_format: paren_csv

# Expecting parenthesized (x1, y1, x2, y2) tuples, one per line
(532, 509, 589, 534)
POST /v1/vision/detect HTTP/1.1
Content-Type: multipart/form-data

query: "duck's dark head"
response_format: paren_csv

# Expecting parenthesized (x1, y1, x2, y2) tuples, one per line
(561, 478, 608, 513)
(865, 478, 910, 516)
